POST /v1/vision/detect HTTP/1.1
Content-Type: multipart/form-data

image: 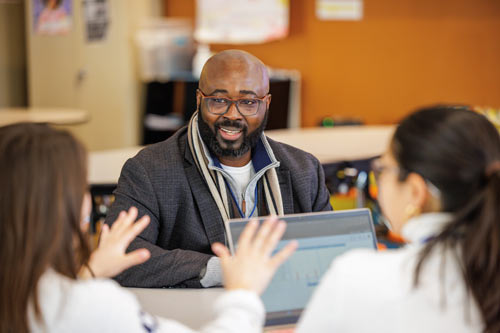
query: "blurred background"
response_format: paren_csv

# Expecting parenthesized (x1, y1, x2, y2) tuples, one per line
(1, 0, 500, 245)
(1, 0, 499, 151)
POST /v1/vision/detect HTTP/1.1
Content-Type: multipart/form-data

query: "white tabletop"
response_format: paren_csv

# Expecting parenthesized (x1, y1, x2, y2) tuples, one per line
(88, 146, 143, 184)
(128, 287, 225, 330)
(266, 125, 394, 164)
(0, 107, 89, 126)
(88, 126, 395, 184)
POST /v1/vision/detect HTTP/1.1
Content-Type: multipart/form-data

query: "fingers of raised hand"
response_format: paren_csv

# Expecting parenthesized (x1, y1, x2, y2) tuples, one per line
(236, 219, 259, 252)
(123, 215, 150, 244)
(251, 216, 278, 252)
(113, 210, 127, 229)
(212, 242, 231, 260)
(270, 240, 298, 270)
(261, 220, 287, 256)
(99, 224, 110, 243)
(106, 211, 127, 241)
(124, 248, 151, 269)
(114, 207, 139, 234)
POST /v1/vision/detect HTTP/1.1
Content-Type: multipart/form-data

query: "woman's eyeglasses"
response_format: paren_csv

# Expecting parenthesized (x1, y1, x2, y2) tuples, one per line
(371, 158, 441, 199)
(371, 158, 401, 181)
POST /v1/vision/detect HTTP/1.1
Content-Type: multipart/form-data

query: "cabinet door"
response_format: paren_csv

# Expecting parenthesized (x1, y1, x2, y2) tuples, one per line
(26, 0, 147, 150)
(26, 0, 83, 109)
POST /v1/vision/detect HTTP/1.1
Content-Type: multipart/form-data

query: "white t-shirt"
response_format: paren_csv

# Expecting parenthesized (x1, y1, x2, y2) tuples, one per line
(221, 161, 256, 217)
(29, 271, 264, 333)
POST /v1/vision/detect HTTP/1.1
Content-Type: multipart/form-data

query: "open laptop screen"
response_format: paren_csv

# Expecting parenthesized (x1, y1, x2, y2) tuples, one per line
(228, 209, 377, 327)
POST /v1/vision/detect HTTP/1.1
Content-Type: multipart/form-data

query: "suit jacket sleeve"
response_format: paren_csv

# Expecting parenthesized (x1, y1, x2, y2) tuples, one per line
(313, 157, 333, 212)
(104, 157, 212, 288)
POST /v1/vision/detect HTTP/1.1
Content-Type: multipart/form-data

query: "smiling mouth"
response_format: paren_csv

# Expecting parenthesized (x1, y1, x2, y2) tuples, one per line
(218, 126, 243, 140)
(220, 127, 242, 134)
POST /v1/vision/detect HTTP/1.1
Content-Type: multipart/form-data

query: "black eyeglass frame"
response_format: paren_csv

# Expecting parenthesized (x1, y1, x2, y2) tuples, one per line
(197, 89, 270, 116)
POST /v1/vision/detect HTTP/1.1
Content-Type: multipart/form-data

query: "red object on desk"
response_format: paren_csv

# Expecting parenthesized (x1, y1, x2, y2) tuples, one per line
(387, 230, 406, 243)
(377, 242, 388, 250)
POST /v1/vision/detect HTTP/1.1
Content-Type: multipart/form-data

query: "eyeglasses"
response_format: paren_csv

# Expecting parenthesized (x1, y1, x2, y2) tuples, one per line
(371, 158, 402, 182)
(198, 89, 269, 116)
(371, 158, 441, 199)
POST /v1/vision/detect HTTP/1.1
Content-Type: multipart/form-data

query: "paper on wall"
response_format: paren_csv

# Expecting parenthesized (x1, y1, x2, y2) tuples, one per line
(316, 0, 363, 21)
(195, 0, 289, 44)
(83, 0, 110, 43)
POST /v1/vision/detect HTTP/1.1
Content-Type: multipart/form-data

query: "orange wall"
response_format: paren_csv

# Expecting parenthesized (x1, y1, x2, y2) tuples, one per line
(165, 0, 500, 126)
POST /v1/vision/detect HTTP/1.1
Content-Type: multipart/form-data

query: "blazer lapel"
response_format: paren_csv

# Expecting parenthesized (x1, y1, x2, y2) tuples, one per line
(184, 151, 226, 245)
(276, 168, 294, 214)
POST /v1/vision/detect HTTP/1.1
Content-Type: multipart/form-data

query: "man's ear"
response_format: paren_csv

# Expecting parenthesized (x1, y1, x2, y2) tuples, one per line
(406, 173, 429, 212)
(266, 94, 272, 108)
(196, 89, 202, 110)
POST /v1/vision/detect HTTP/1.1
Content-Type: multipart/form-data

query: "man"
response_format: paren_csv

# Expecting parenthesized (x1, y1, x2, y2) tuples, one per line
(105, 50, 331, 288)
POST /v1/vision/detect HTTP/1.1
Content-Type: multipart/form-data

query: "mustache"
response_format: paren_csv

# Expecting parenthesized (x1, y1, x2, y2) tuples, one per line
(214, 119, 247, 131)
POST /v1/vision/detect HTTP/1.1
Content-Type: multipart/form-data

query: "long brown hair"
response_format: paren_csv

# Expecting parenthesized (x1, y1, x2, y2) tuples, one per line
(0, 123, 91, 333)
(392, 106, 500, 332)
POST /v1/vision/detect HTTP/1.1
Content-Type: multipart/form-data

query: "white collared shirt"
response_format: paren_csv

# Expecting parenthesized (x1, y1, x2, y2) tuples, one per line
(296, 213, 483, 333)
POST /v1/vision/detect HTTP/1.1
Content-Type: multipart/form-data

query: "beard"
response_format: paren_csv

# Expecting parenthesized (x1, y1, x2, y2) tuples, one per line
(197, 109, 268, 159)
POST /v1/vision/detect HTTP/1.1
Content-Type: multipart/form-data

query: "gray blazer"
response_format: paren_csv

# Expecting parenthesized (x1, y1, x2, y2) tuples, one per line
(105, 127, 332, 288)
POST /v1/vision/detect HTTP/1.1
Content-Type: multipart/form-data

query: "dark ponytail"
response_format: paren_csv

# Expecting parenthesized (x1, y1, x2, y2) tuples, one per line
(391, 106, 500, 333)
(460, 168, 500, 332)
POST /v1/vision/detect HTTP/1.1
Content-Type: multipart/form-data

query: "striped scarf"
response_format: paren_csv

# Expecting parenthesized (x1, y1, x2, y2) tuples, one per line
(187, 112, 284, 249)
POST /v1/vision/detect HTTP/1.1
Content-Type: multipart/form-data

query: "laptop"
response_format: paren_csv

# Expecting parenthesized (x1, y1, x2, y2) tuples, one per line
(228, 209, 378, 330)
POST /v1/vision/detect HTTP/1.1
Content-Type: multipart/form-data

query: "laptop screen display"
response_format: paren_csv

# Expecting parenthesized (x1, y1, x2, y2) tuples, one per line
(229, 209, 377, 327)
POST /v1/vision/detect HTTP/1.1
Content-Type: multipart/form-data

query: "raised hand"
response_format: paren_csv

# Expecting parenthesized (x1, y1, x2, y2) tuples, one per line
(85, 207, 151, 278)
(212, 216, 298, 295)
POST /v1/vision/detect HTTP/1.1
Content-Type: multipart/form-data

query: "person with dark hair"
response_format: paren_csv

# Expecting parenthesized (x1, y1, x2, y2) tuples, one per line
(0, 123, 297, 333)
(297, 105, 500, 332)
(104, 49, 331, 288)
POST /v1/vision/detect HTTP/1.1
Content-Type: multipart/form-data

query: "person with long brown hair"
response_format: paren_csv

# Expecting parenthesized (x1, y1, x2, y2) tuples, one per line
(297, 105, 500, 333)
(0, 123, 297, 333)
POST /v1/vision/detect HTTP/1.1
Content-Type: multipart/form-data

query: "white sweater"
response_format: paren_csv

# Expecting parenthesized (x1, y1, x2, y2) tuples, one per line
(296, 213, 484, 333)
(29, 271, 264, 333)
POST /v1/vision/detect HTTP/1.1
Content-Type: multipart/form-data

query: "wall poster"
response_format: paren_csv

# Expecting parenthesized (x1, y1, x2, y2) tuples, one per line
(33, 0, 72, 35)
(195, 0, 290, 44)
(316, 0, 363, 21)
(83, 0, 110, 42)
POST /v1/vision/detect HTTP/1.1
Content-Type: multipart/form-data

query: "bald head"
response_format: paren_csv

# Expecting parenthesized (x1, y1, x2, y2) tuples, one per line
(196, 50, 271, 165)
(199, 50, 270, 97)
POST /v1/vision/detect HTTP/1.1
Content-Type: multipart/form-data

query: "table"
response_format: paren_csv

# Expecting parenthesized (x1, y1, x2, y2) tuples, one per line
(88, 146, 142, 184)
(0, 107, 89, 126)
(88, 126, 395, 184)
(128, 287, 224, 330)
(128, 288, 293, 332)
(266, 126, 394, 164)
